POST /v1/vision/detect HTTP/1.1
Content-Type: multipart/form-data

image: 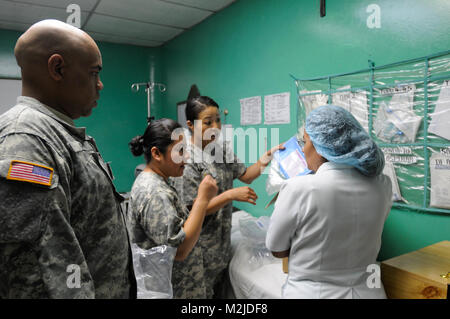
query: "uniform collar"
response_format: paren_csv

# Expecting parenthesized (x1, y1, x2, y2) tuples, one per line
(143, 170, 169, 185)
(17, 96, 87, 140)
(315, 161, 353, 175)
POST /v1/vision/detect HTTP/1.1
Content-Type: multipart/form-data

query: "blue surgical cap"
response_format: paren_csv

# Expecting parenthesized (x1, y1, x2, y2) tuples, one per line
(305, 105, 384, 177)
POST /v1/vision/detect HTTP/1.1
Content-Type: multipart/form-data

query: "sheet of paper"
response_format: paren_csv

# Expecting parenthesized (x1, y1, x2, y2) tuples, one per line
(264, 92, 290, 124)
(428, 80, 450, 141)
(381, 84, 416, 111)
(300, 90, 328, 115)
(430, 152, 450, 209)
(332, 85, 351, 112)
(240, 96, 262, 125)
(350, 90, 369, 132)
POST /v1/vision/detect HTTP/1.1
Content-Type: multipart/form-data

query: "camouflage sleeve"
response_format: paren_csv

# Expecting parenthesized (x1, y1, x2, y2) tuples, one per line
(139, 192, 186, 248)
(226, 143, 247, 180)
(171, 164, 202, 208)
(0, 133, 95, 298)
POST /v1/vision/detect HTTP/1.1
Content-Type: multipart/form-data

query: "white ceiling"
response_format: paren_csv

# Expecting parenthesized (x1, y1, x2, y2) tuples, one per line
(0, 0, 236, 47)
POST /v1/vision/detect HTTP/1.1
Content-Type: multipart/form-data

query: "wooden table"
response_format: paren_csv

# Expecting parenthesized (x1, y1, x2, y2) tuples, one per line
(381, 240, 450, 299)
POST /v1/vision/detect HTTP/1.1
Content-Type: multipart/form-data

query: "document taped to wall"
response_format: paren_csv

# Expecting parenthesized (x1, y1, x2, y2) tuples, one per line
(430, 152, 450, 209)
(240, 96, 262, 125)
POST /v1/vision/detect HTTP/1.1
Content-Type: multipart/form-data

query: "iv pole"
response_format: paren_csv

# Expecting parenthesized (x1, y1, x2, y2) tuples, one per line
(131, 82, 167, 124)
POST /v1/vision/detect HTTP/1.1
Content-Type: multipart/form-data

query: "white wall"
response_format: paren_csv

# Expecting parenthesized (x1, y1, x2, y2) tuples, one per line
(0, 78, 21, 115)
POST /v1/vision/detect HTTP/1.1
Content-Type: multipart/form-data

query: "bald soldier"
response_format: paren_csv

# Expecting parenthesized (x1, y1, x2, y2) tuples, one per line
(0, 20, 136, 298)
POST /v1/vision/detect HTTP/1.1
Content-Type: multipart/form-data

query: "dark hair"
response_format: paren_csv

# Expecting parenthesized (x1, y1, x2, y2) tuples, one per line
(129, 118, 182, 163)
(185, 96, 219, 123)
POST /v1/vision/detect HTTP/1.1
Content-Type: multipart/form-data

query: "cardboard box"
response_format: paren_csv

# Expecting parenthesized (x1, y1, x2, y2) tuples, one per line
(282, 257, 288, 273)
(381, 241, 450, 299)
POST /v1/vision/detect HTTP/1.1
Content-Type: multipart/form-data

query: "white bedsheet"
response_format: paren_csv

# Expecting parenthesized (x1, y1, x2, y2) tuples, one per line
(229, 211, 287, 299)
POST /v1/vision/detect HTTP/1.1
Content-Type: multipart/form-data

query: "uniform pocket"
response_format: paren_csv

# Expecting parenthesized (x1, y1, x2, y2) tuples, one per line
(0, 181, 47, 243)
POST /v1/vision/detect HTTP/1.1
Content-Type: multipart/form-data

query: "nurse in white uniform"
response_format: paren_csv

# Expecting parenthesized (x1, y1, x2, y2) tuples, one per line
(266, 104, 393, 299)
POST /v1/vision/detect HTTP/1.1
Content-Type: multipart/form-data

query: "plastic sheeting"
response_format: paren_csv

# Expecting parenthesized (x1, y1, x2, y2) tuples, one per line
(293, 51, 450, 214)
(229, 211, 287, 299)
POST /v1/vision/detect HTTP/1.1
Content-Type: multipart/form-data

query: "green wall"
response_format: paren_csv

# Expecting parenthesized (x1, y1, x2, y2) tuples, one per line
(0, 29, 21, 78)
(159, 0, 450, 260)
(0, 29, 163, 192)
(75, 41, 163, 192)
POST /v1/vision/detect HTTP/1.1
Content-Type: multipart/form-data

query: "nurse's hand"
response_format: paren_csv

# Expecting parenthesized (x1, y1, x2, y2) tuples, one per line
(259, 143, 286, 168)
(229, 186, 258, 205)
(198, 175, 218, 201)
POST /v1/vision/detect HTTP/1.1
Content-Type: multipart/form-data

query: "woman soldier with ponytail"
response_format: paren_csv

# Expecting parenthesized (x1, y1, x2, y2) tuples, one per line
(127, 118, 218, 298)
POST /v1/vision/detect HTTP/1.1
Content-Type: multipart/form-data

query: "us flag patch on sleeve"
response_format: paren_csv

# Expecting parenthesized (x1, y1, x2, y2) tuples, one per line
(6, 160, 54, 186)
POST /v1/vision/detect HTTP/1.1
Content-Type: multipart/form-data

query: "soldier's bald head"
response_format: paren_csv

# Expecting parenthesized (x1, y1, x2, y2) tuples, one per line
(14, 20, 104, 119)
(15, 19, 97, 70)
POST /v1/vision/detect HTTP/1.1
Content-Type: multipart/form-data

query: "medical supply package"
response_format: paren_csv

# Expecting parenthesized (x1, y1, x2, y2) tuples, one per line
(273, 136, 311, 179)
(430, 153, 450, 209)
(266, 136, 312, 206)
(238, 214, 277, 270)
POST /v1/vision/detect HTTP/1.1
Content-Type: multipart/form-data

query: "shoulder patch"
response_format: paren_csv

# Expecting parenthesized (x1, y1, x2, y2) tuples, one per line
(6, 160, 54, 186)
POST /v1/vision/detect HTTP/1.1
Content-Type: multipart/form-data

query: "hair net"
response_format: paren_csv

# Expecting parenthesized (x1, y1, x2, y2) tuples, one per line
(305, 105, 384, 177)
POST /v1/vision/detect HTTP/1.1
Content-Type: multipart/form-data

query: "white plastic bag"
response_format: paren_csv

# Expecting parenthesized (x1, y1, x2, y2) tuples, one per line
(238, 215, 277, 270)
(239, 215, 270, 246)
(265, 158, 286, 196)
(374, 101, 422, 143)
(131, 243, 177, 299)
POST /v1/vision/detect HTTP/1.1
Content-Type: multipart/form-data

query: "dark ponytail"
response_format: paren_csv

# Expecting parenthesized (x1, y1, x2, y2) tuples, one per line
(129, 118, 182, 163)
(185, 96, 219, 123)
(129, 135, 145, 156)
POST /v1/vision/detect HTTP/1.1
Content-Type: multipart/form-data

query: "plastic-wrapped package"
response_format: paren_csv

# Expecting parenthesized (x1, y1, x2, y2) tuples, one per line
(265, 158, 286, 196)
(239, 215, 270, 245)
(238, 215, 277, 270)
(374, 101, 422, 143)
(273, 136, 311, 179)
(266, 136, 311, 196)
(229, 210, 287, 298)
(131, 243, 177, 299)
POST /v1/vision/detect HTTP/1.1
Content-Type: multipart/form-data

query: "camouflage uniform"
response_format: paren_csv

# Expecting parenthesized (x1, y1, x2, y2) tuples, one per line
(170, 138, 246, 298)
(0, 97, 134, 299)
(128, 171, 207, 299)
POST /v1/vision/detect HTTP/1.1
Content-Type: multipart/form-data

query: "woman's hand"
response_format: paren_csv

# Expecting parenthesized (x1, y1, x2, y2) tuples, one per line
(239, 142, 286, 185)
(197, 175, 218, 201)
(259, 143, 286, 168)
(229, 186, 258, 205)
